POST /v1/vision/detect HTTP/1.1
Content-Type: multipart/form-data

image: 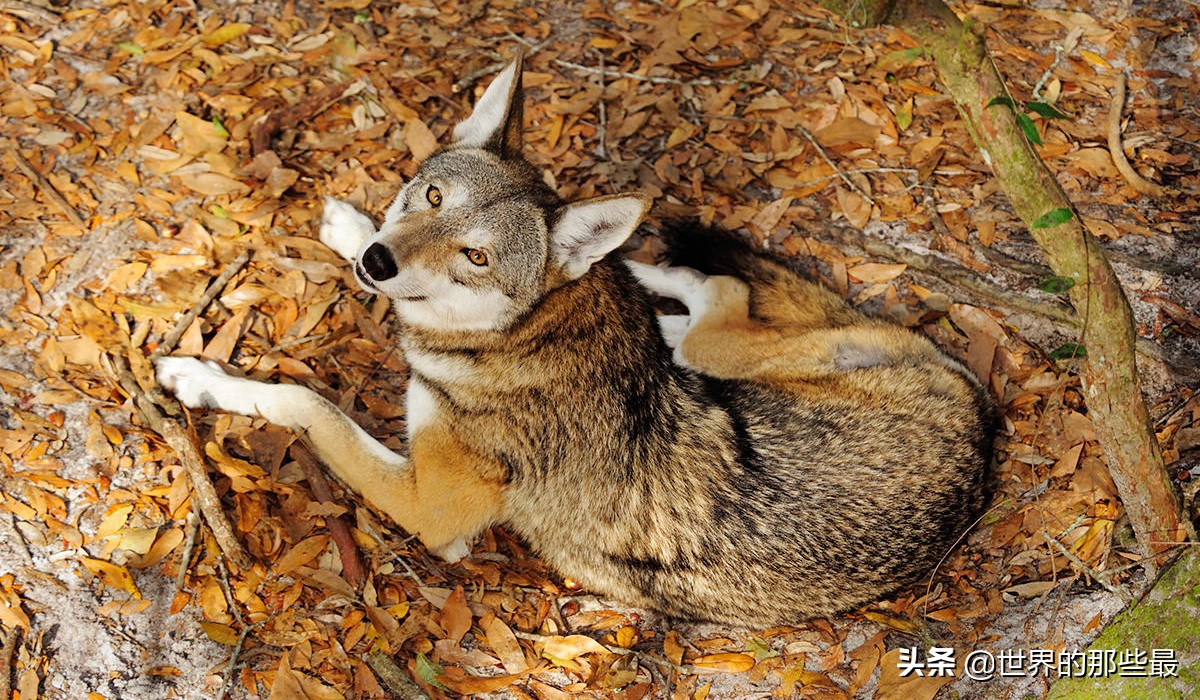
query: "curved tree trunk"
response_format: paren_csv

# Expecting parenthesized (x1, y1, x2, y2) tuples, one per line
(818, 0, 1189, 569)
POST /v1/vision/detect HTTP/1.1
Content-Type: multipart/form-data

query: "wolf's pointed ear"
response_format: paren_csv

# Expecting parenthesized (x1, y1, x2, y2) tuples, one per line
(550, 195, 651, 280)
(451, 54, 524, 157)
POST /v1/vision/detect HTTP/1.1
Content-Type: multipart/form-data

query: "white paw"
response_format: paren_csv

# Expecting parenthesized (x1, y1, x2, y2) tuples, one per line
(657, 314, 690, 349)
(432, 537, 471, 563)
(625, 261, 710, 312)
(155, 356, 231, 410)
(319, 197, 376, 262)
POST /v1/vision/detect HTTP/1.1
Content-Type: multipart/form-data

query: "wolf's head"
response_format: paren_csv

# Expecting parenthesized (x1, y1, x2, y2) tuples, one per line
(353, 55, 650, 333)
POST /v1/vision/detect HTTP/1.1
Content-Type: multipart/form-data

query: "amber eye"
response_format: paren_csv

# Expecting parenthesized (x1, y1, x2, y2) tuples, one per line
(426, 185, 442, 207)
(463, 248, 488, 266)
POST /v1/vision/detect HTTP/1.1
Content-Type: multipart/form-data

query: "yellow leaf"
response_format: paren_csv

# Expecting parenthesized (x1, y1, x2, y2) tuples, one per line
(200, 621, 240, 646)
(663, 630, 685, 666)
(201, 22, 251, 46)
(847, 262, 907, 285)
(483, 614, 528, 673)
(541, 634, 610, 662)
(118, 527, 159, 555)
(273, 534, 330, 576)
(691, 652, 756, 674)
(80, 557, 141, 599)
(95, 504, 134, 540)
(177, 171, 249, 196)
(1079, 49, 1111, 68)
(588, 37, 621, 49)
(174, 111, 228, 155)
(837, 188, 873, 229)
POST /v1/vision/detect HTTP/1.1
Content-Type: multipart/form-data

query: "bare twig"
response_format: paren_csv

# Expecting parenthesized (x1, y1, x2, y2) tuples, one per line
(290, 441, 367, 588)
(794, 124, 875, 203)
(596, 52, 608, 161)
(111, 353, 250, 568)
(7, 145, 87, 228)
(1041, 531, 1126, 597)
(554, 59, 740, 87)
(151, 249, 252, 361)
(1107, 73, 1174, 197)
(213, 558, 268, 700)
(511, 630, 687, 673)
(366, 652, 431, 700)
(173, 510, 202, 597)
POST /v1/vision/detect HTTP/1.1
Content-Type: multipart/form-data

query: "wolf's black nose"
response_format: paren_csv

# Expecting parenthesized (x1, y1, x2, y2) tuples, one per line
(362, 243, 398, 281)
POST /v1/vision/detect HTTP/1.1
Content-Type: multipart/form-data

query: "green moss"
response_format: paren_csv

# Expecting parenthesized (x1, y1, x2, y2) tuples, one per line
(1048, 550, 1200, 699)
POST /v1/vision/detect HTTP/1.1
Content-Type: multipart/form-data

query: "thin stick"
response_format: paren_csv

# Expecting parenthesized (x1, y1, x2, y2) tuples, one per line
(173, 510, 202, 596)
(112, 353, 250, 568)
(151, 249, 252, 361)
(511, 630, 687, 673)
(8, 146, 86, 228)
(794, 124, 875, 203)
(214, 559, 264, 700)
(554, 59, 740, 87)
(1041, 531, 1125, 596)
(290, 441, 367, 587)
(1107, 73, 1173, 197)
(596, 52, 609, 161)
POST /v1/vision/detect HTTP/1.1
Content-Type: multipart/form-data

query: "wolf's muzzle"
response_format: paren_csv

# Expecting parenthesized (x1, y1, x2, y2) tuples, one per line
(362, 243, 398, 282)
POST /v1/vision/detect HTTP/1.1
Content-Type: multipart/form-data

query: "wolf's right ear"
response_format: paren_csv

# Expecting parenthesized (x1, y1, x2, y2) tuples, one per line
(450, 54, 524, 158)
(550, 195, 651, 280)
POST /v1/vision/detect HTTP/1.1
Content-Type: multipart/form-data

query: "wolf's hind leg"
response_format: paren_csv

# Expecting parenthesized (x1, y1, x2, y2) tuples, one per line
(320, 197, 376, 262)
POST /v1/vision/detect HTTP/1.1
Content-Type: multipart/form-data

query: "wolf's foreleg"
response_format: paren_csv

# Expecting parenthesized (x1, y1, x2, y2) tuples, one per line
(155, 357, 500, 561)
(319, 197, 376, 262)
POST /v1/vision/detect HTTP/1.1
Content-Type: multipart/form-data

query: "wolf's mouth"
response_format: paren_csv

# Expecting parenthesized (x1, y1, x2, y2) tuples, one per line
(354, 262, 381, 293)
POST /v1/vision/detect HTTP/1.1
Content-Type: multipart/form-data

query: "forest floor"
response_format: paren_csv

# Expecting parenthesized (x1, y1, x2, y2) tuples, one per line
(1, 0, 1198, 698)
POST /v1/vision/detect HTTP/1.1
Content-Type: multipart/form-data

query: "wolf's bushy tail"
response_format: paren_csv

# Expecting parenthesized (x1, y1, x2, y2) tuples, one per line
(659, 222, 863, 329)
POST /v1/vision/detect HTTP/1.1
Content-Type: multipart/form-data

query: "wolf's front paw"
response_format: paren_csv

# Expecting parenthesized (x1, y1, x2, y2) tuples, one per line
(155, 356, 231, 410)
(319, 197, 376, 263)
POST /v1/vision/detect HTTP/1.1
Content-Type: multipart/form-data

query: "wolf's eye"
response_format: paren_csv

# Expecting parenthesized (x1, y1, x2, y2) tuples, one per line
(463, 248, 488, 266)
(426, 186, 442, 207)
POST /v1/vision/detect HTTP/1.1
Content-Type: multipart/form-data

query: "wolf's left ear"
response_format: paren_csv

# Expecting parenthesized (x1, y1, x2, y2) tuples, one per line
(550, 195, 651, 280)
(451, 54, 524, 158)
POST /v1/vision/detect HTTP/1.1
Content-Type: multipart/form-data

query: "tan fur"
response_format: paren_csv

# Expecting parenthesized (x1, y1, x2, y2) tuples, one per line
(157, 57, 995, 626)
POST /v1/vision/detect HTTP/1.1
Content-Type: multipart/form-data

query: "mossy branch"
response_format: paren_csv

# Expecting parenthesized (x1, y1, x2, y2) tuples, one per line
(819, 0, 1190, 570)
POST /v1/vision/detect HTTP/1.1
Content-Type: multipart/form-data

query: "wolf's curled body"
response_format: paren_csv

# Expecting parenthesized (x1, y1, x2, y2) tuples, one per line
(157, 56, 994, 626)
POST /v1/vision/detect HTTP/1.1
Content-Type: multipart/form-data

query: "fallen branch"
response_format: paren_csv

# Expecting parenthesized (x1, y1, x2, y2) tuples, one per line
(112, 353, 250, 568)
(1107, 73, 1175, 198)
(553, 59, 739, 87)
(820, 0, 1190, 571)
(290, 442, 367, 588)
(366, 652, 431, 700)
(7, 145, 87, 228)
(250, 81, 353, 156)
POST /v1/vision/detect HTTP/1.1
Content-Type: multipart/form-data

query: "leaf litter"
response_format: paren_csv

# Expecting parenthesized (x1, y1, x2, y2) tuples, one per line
(0, 0, 1198, 698)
